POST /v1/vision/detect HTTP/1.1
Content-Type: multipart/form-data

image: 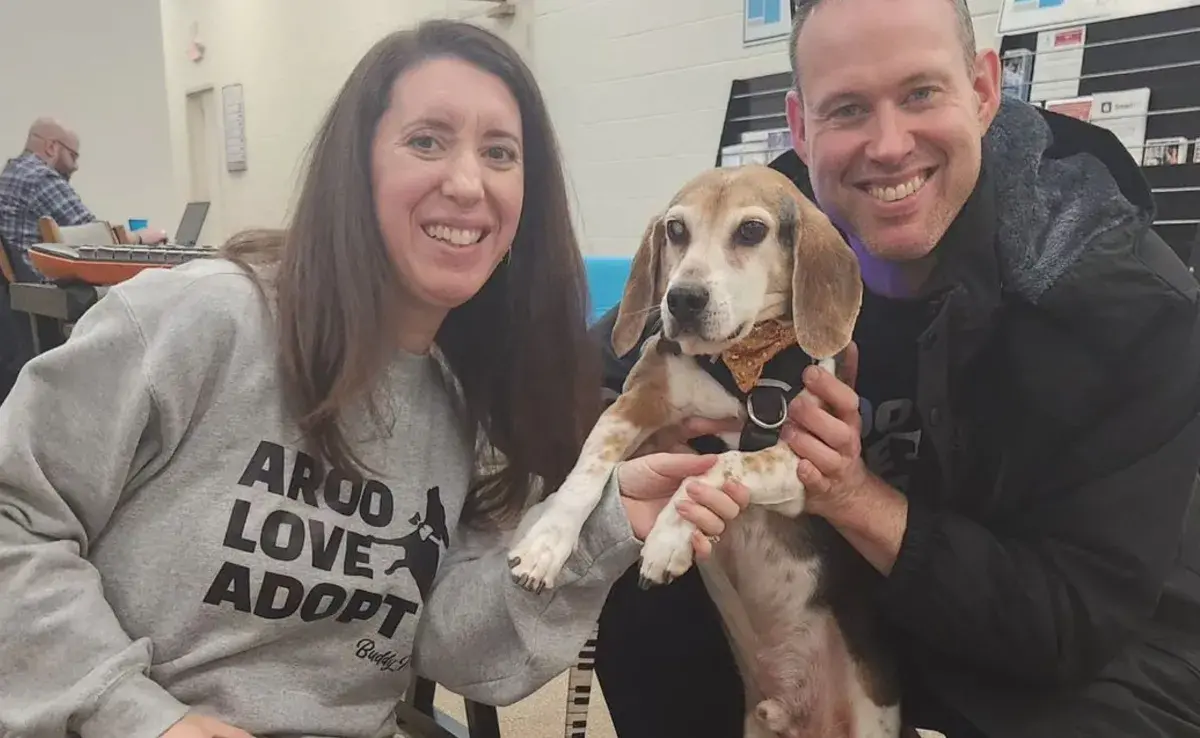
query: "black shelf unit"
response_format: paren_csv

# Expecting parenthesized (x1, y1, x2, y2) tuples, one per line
(715, 71, 792, 166)
(1000, 4, 1200, 263)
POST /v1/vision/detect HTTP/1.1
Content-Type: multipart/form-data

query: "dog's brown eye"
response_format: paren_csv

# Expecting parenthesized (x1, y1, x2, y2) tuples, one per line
(734, 219, 768, 246)
(665, 219, 688, 244)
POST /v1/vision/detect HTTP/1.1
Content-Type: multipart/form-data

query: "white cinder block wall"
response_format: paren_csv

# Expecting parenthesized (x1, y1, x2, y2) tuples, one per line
(0, 0, 177, 237)
(531, 0, 1002, 257)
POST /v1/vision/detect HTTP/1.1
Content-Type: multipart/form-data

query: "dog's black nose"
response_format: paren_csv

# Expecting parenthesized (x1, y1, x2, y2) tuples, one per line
(666, 285, 710, 323)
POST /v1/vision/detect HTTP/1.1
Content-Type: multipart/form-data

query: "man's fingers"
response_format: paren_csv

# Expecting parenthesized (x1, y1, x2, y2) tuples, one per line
(837, 341, 860, 388)
(781, 426, 842, 475)
(787, 393, 857, 451)
(802, 363, 861, 421)
(795, 457, 828, 493)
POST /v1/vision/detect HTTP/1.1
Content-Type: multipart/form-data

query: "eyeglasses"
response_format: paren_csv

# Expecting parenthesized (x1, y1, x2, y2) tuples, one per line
(31, 133, 78, 161)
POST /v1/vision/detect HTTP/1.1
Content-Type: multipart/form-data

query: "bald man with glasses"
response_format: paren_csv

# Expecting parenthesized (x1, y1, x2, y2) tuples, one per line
(0, 117, 165, 282)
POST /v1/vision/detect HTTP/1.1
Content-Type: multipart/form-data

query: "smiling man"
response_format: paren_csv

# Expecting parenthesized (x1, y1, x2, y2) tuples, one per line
(591, 0, 1200, 736)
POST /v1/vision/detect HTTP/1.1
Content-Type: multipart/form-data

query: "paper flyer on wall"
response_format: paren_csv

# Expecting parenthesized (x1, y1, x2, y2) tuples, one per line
(1044, 87, 1151, 161)
(998, 0, 1107, 36)
(1142, 137, 1189, 166)
(1002, 49, 1035, 101)
(1030, 26, 1085, 102)
(998, 0, 1195, 36)
(720, 129, 791, 168)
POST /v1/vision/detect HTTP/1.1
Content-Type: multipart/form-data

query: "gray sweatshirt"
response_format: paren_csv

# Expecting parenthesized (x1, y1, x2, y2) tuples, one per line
(0, 259, 640, 738)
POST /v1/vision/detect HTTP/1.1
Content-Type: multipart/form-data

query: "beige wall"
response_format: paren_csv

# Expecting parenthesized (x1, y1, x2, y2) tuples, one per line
(0, 0, 177, 236)
(531, 0, 1002, 255)
(158, 0, 530, 245)
(4, 0, 1003, 251)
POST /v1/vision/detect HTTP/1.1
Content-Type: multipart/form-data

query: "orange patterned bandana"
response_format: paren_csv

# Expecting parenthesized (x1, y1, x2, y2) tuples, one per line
(718, 319, 798, 393)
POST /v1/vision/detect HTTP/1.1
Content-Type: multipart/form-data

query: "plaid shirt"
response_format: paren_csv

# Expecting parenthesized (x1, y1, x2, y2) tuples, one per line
(0, 152, 95, 282)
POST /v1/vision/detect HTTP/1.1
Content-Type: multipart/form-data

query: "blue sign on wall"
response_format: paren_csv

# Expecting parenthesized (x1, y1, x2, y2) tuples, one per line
(744, 0, 790, 45)
(583, 256, 633, 325)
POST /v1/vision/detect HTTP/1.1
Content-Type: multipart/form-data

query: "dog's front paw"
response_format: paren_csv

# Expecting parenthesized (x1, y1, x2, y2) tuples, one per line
(637, 504, 696, 589)
(507, 511, 581, 593)
(753, 699, 791, 734)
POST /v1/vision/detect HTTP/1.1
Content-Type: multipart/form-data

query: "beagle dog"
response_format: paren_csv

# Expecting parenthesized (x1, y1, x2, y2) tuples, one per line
(507, 165, 904, 738)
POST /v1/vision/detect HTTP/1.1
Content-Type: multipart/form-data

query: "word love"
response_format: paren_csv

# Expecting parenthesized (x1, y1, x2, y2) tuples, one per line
(223, 498, 376, 578)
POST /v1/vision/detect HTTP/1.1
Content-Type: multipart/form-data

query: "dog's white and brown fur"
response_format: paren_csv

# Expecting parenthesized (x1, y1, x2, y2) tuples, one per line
(507, 165, 903, 738)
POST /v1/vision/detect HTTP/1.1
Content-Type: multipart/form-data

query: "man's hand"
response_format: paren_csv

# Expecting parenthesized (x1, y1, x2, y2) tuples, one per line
(617, 452, 750, 560)
(162, 714, 254, 738)
(136, 227, 169, 245)
(780, 342, 908, 574)
(780, 342, 869, 517)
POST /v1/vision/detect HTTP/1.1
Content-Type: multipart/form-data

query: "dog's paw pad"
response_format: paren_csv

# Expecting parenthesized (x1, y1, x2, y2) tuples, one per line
(637, 518, 695, 586)
(507, 520, 579, 593)
(635, 570, 676, 590)
(754, 699, 790, 733)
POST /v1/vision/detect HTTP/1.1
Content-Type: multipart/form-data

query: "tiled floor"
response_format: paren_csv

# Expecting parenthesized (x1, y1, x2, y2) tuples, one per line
(433, 680, 948, 738)
(434, 671, 617, 738)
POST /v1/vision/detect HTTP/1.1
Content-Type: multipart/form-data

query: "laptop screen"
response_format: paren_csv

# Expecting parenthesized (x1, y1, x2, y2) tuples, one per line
(175, 201, 210, 246)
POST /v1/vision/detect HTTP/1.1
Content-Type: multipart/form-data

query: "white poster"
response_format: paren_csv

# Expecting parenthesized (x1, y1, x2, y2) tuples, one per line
(222, 83, 248, 173)
(998, 0, 1106, 36)
(743, 0, 791, 45)
(1044, 87, 1151, 161)
(999, 0, 1197, 36)
(1030, 26, 1085, 102)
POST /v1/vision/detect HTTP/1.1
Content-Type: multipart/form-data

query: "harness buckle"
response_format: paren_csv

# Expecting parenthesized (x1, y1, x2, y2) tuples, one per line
(746, 378, 791, 430)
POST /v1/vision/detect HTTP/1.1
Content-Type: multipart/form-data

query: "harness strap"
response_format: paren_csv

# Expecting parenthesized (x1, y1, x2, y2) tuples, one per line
(695, 344, 814, 452)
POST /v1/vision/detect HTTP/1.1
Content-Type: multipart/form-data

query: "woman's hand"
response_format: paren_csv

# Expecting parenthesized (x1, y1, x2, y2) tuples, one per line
(162, 714, 255, 738)
(617, 453, 750, 560)
(630, 417, 744, 456)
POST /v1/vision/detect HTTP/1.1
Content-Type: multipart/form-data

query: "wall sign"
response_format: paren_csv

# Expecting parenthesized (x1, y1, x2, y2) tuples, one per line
(743, 0, 792, 46)
(222, 83, 248, 173)
(998, 0, 1199, 36)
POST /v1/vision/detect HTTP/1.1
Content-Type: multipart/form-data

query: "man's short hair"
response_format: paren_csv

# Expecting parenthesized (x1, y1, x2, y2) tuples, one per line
(787, 0, 977, 90)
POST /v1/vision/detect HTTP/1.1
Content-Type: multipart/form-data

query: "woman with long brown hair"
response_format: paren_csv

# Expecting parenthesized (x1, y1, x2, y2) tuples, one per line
(0, 19, 747, 738)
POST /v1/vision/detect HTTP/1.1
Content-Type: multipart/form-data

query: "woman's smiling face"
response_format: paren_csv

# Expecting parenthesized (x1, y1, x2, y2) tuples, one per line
(371, 55, 525, 343)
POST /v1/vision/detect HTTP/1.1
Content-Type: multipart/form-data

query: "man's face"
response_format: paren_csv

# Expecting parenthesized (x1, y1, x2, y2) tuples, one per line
(786, 0, 1001, 262)
(53, 135, 80, 180)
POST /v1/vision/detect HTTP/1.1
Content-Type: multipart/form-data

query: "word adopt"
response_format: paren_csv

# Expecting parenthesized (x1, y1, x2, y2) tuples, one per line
(202, 440, 425, 640)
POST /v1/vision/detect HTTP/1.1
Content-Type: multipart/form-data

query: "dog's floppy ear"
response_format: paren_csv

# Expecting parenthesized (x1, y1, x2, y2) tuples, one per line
(611, 213, 666, 357)
(781, 191, 863, 359)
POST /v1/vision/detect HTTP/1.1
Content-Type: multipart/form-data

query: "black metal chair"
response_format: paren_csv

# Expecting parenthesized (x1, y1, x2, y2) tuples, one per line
(395, 623, 600, 738)
(396, 677, 501, 738)
(0, 234, 35, 402)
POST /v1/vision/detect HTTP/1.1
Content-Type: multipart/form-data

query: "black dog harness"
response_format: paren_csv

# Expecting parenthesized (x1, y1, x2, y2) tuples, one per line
(645, 314, 816, 453)
(693, 344, 815, 452)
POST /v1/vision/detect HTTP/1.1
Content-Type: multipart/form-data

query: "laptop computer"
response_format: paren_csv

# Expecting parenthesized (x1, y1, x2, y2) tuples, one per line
(171, 201, 210, 247)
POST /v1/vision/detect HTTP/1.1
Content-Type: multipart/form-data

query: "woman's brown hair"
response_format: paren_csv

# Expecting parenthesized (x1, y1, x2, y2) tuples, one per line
(223, 20, 600, 528)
